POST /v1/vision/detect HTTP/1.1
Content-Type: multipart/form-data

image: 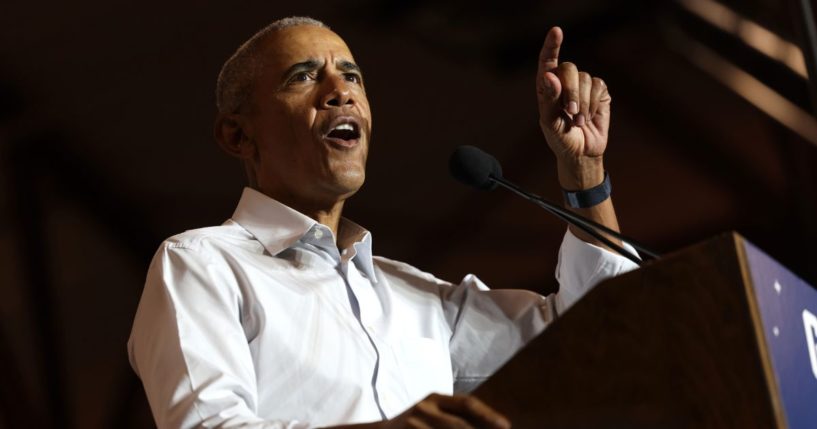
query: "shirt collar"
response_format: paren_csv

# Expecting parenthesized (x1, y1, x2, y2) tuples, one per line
(337, 217, 376, 282)
(230, 187, 377, 281)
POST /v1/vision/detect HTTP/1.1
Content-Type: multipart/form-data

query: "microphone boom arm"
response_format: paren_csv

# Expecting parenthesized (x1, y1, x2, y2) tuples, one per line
(489, 174, 659, 266)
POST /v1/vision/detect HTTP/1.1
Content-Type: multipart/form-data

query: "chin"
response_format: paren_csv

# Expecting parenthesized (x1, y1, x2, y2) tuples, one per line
(331, 170, 366, 199)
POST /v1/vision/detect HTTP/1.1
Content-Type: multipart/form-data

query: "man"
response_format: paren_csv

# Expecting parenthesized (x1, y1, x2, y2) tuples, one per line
(128, 16, 638, 429)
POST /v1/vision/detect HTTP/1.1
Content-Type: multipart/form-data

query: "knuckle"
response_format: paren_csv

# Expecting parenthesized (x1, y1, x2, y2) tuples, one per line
(557, 62, 577, 76)
(414, 401, 434, 416)
(579, 71, 591, 82)
(453, 420, 471, 429)
(592, 77, 606, 87)
(406, 416, 424, 428)
(462, 395, 480, 410)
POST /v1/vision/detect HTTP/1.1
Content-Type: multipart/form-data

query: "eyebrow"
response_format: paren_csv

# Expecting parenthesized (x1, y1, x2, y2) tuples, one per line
(337, 59, 362, 74)
(282, 59, 321, 80)
(281, 58, 363, 81)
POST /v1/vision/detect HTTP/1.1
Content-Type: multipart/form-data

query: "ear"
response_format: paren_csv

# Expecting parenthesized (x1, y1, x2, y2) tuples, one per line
(214, 113, 255, 160)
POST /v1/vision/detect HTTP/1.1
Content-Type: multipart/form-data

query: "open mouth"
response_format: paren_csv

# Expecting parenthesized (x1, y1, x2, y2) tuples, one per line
(327, 123, 360, 140)
(325, 119, 361, 145)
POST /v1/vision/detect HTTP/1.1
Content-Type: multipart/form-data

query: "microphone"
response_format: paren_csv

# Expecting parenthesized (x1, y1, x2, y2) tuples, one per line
(449, 145, 502, 190)
(448, 145, 659, 266)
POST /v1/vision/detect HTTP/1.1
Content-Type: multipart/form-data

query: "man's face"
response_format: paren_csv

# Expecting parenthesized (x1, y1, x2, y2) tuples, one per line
(244, 25, 372, 208)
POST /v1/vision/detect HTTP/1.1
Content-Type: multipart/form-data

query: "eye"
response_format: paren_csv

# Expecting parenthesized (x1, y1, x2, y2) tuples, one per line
(343, 73, 362, 84)
(289, 72, 314, 84)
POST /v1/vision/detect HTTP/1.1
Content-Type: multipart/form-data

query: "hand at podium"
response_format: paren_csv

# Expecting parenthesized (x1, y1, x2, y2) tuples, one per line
(328, 393, 511, 429)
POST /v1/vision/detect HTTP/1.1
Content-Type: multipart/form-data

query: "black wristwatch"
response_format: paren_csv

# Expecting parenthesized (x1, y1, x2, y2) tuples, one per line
(562, 172, 612, 209)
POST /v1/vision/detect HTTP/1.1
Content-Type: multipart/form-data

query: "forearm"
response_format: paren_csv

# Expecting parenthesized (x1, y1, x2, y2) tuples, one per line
(556, 156, 622, 250)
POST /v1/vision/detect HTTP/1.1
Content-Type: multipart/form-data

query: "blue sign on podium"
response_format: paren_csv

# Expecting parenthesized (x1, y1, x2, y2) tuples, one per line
(743, 240, 817, 429)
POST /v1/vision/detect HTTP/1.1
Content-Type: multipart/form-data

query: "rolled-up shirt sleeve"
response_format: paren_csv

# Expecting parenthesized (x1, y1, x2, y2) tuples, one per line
(555, 228, 640, 314)
(443, 274, 552, 393)
(445, 228, 639, 392)
(127, 241, 312, 429)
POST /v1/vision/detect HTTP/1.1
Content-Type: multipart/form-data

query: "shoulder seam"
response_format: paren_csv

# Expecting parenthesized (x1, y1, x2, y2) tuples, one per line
(166, 241, 196, 250)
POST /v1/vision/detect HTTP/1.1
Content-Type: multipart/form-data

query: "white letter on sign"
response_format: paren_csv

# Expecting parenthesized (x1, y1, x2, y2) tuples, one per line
(804, 309, 817, 381)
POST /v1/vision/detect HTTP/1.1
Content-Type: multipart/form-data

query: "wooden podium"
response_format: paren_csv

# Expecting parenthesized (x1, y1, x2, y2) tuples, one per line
(473, 233, 817, 428)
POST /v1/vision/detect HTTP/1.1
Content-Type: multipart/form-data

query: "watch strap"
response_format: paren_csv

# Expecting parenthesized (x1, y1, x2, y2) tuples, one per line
(562, 172, 611, 209)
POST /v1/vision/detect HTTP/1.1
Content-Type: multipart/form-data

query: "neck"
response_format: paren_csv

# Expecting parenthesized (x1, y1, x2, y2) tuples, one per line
(300, 201, 345, 239)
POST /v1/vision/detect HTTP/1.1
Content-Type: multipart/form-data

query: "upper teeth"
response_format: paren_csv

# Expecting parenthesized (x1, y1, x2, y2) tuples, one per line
(334, 123, 354, 132)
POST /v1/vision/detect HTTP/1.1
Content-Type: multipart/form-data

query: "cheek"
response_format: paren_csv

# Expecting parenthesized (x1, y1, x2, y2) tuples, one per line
(256, 106, 316, 149)
(359, 100, 373, 138)
(290, 109, 322, 151)
(354, 113, 372, 143)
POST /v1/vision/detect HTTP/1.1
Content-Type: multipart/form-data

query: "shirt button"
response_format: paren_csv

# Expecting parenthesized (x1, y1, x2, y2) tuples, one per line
(313, 229, 323, 239)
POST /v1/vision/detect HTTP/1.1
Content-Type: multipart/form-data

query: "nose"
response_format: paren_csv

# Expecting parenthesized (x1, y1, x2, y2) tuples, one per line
(321, 75, 354, 108)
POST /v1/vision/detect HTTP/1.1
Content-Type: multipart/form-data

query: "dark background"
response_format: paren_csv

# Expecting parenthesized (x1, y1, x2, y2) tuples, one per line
(1, 0, 815, 427)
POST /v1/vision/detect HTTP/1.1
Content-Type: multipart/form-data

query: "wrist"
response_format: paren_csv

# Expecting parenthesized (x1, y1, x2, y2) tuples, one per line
(563, 171, 611, 208)
(556, 156, 604, 190)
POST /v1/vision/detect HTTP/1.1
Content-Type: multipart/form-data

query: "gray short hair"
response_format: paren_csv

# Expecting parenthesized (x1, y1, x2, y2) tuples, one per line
(216, 16, 329, 114)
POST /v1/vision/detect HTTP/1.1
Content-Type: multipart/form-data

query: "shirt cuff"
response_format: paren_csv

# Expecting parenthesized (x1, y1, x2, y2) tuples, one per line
(554, 228, 640, 314)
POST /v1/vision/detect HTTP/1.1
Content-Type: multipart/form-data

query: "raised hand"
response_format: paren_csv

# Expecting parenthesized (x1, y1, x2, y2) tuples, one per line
(536, 26, 610, 189)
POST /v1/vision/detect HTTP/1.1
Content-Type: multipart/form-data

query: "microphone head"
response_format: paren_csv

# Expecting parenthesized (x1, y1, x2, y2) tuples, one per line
(449, 145, 502, 190)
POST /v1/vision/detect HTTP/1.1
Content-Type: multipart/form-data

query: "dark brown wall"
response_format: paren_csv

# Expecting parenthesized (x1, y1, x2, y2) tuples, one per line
(0, 1, 814, 427)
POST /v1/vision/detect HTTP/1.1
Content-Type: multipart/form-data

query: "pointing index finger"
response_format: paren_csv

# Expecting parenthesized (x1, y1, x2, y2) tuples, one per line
(538, 26, 563, 72)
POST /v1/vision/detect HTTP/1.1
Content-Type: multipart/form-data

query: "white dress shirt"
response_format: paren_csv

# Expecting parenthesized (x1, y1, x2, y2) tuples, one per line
(128, 187, 638, 429)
